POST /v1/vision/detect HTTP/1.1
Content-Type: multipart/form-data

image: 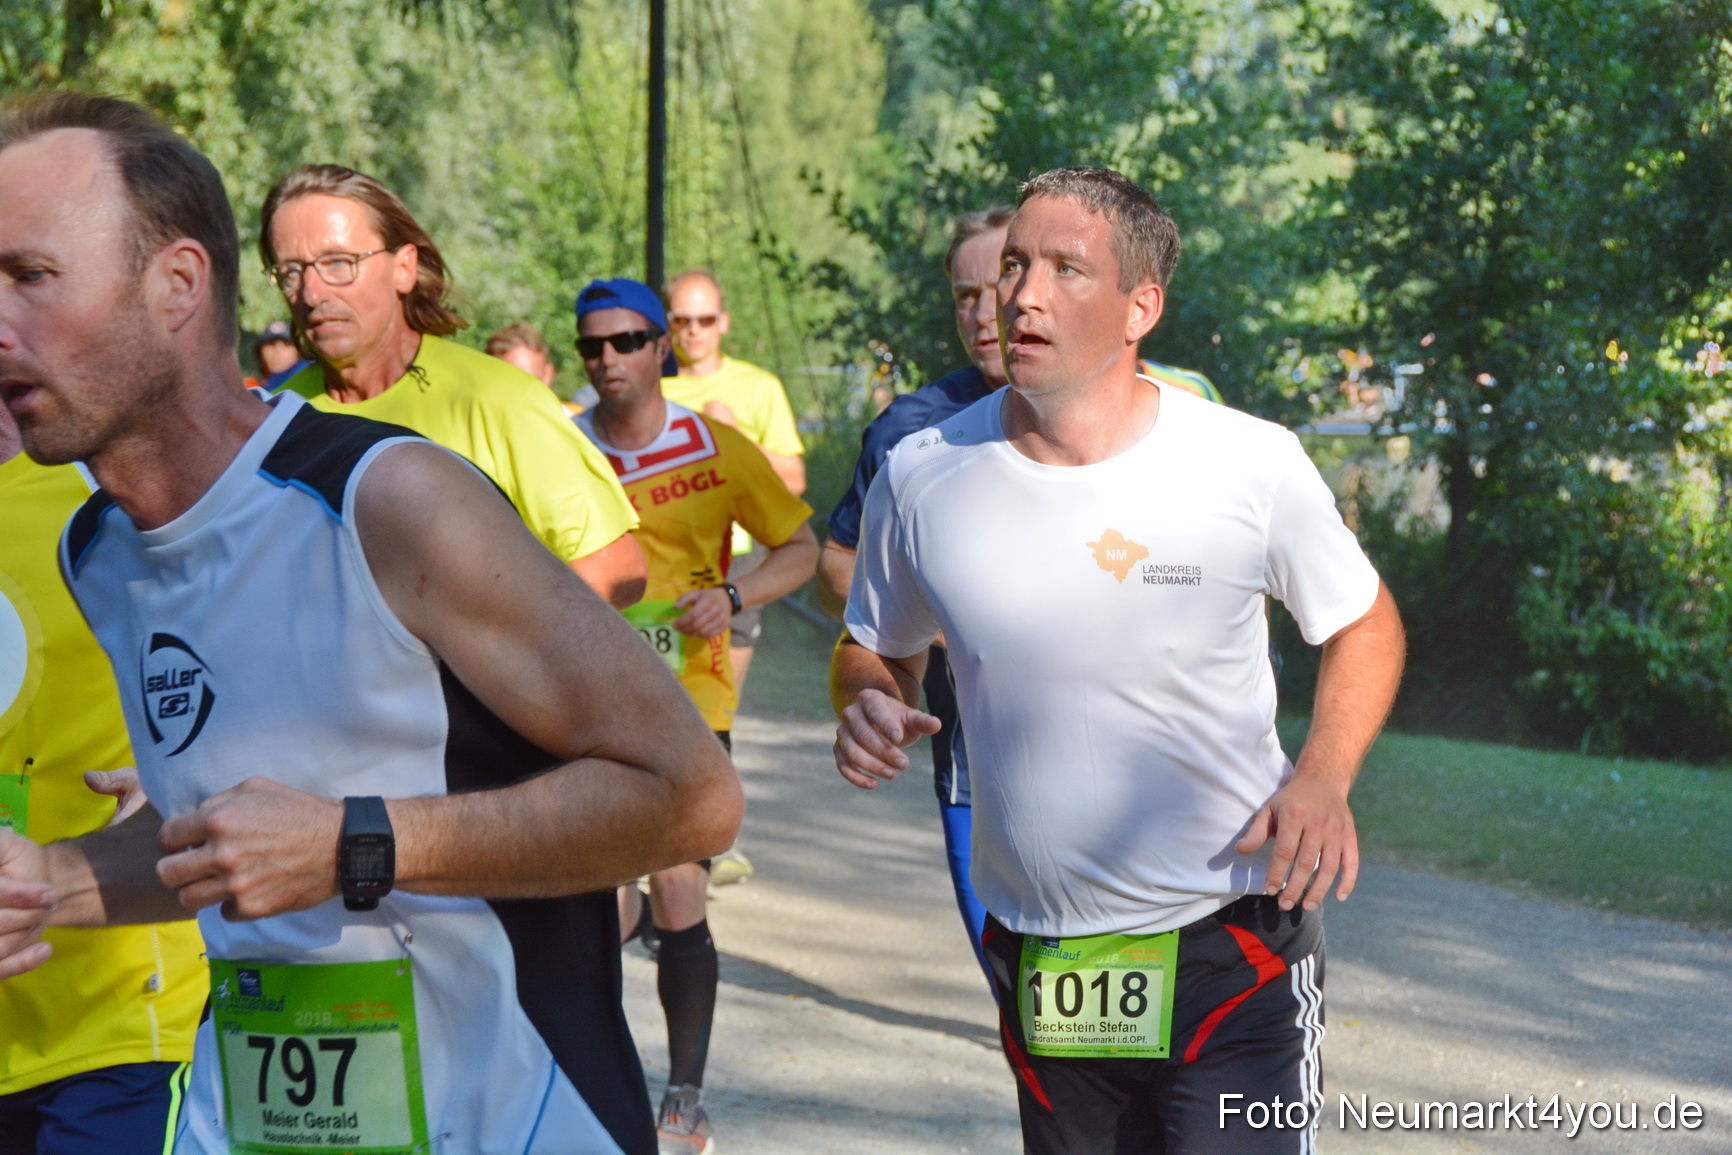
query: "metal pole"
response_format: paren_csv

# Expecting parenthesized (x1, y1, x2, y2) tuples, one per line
(646, 0, 667, 292)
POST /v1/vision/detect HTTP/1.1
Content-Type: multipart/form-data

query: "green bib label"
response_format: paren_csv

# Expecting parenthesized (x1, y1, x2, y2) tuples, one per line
(1019, 930, 1178, 1058)
(211, 958, 428, 1154)
(623, 600, 687, 675)
(0, 774, 26, 835)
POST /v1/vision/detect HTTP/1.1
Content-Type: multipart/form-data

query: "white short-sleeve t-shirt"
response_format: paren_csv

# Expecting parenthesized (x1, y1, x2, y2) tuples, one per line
(845, 380, 1381, 938)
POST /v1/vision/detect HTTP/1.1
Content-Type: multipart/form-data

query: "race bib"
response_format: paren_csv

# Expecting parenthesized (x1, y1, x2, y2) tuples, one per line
(211, 958, 428, 1154)
(623, 600, 687, 675)
(1019, 930, 1178, 1058)
(0, 773, 25, 835)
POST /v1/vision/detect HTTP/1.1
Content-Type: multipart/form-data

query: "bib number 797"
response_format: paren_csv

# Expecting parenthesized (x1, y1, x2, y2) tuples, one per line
(246, 1035, 357, 1107)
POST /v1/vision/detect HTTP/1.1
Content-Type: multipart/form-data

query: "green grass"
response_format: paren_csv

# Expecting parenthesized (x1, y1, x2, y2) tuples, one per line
(745, 607, 1732, 931)
(1281, 718, 1732, 931)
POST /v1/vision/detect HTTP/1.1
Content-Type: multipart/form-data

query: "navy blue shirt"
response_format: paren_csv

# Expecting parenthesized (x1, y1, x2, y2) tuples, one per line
(828, 366, 996, 548)
(829, 366, 996, 805)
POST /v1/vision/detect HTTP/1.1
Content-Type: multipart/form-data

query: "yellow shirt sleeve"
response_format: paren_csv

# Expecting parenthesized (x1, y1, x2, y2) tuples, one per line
(0, 456, 205, 1095)
(461, 381, 639, 564)
(710, 420, 814, 549)
(729, 359, 805, 459)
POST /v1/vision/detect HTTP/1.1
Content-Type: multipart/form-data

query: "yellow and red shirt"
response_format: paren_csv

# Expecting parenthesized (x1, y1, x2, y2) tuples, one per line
(577, 403, 811, 730)
(0, 453, 206, 1094)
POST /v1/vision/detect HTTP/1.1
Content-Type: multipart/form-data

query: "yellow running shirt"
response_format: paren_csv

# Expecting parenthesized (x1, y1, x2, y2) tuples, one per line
(0, 453, 206, 1095)
(661, 357, 804, 459)
(662, 356, 803, 556)
(578, 403, 812, 731)
(286, 335, 638, 563)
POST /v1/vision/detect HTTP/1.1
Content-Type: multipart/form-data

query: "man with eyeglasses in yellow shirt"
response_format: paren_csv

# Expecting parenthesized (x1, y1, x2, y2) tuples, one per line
(262, 164, 646, 608)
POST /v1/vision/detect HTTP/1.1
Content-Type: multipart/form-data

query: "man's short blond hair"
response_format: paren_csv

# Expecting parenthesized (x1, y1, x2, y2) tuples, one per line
(1017, 167, 1181, 292)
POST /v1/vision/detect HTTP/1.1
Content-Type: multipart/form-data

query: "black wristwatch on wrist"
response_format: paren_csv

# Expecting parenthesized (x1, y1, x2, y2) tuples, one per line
(339, 796, 395, 912)
(721, 582, 744, 615)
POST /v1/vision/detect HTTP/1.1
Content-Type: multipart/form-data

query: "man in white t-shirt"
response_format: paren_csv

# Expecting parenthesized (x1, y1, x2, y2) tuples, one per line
(832, 167, 1404, 1154)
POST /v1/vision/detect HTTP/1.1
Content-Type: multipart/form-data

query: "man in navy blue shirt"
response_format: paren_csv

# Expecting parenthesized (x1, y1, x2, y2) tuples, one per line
(818, 206, 1013, 986)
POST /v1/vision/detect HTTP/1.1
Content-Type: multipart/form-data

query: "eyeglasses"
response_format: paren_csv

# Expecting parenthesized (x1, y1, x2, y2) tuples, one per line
(576, 330, 661, 359)
(669, 314, 720, 330)
(266, 249, 395, 295)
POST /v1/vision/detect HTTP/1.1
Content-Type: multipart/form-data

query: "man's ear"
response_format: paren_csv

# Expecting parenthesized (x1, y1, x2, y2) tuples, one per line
(393, 243, 420, 296)
(1126, 282, 1164, 345)
(717, 310, 732, 337)
(152, 239, 213, 336)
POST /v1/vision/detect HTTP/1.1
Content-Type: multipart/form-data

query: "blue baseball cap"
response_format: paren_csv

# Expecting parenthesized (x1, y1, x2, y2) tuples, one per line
(576, 278, 677, 376)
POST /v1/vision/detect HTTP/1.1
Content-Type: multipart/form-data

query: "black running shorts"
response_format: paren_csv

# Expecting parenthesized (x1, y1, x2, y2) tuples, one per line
(982, 896, 1324, 1155)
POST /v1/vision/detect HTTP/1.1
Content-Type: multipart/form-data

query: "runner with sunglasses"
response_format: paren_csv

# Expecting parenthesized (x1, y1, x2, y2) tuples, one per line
(260, 165, 646, 609)
(574, 279, 818, 1155)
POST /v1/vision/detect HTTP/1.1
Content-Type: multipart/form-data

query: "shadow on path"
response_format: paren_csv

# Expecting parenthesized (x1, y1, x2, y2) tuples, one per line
(720, 951, 1001, 1049)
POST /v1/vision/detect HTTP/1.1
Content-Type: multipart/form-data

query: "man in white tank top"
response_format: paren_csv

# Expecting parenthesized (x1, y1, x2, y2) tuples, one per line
(834, 168, 1406, 1154)
(0, 94, 739, 1155)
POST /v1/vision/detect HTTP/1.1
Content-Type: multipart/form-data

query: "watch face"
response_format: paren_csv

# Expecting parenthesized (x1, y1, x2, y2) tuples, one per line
(342, 833, 395, 893)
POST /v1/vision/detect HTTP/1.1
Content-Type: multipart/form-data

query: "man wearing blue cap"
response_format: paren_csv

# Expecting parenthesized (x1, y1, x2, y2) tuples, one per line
(575, 278, 818, 1155)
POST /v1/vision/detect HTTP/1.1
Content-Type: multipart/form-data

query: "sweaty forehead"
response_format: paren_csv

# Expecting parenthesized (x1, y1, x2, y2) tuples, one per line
(1009, 195, 1112, 252)
(669, 277, 721, 311)
(0, 129, 133, 253)
(270, 194, 385, 256)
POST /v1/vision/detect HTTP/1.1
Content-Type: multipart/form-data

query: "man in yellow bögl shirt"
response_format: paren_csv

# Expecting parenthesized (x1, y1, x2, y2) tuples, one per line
(260, 163, 646, 608)
(574, 278, 817, 1155)
(0, 405, 205, 1150)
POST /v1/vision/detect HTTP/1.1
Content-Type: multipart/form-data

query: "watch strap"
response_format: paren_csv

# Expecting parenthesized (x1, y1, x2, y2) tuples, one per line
(722, 582, 744, 615)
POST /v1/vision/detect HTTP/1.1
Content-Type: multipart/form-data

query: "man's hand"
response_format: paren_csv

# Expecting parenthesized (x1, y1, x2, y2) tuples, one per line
(157, 778, 343, 921)
(833, 688, 941, 790)
(701, 401, 738, 428)
(0, 830, 55, 979)
(673, 587, 734, 639)
(1236, 776, 1358, 912)
(86, 767, 147, 828)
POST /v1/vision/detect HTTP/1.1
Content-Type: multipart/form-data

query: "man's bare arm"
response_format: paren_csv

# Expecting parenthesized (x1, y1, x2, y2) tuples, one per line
(570, 530, 648, 609)
(763, 450, 806, 496)
(672, 523, 820, 639)
(829, 634, 937, 790)
(816, 540, 856, 621)
(1237, 582, 1404, 910)
(153, 444, 741, 919)
(0, 802, 190, 979)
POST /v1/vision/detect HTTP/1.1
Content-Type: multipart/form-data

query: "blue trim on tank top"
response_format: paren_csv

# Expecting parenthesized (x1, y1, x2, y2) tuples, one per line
(522, 1059, 557, 1153)
(256, 468, 342, 521)
(68, 503, 116, 576)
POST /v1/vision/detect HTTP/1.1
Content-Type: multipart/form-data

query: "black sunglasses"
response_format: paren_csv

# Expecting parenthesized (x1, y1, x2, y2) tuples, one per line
(576, 330, 660, 359)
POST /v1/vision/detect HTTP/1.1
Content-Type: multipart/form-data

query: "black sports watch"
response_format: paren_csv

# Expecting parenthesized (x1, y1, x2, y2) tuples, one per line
(339, 796, 395, 912)
(721, 582, 744, 616)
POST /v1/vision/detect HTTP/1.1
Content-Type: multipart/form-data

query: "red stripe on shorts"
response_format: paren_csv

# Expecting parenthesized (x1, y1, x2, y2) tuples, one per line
(986, 923, 1054, 1111)
(1181, 922, 1289, 1063)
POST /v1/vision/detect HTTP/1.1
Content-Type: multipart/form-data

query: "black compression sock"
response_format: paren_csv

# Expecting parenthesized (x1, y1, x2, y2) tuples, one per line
(656, 919, 718, 1089)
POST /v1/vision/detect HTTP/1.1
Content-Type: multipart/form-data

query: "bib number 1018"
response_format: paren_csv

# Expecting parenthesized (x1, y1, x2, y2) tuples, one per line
(1025, 967, 1151, 1020)
(1018, 930, 1177, 1058)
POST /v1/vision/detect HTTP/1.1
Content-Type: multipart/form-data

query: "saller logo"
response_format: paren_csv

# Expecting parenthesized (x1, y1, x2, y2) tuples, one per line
(140, 632, 215, 755)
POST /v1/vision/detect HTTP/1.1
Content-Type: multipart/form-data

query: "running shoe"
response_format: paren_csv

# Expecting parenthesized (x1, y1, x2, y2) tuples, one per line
(709, 847, 753, 887)
(657, 1083, 715, 1155)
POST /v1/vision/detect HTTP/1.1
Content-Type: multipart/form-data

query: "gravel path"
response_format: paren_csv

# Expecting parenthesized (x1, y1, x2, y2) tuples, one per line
(621, 713, 1732, 1154)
